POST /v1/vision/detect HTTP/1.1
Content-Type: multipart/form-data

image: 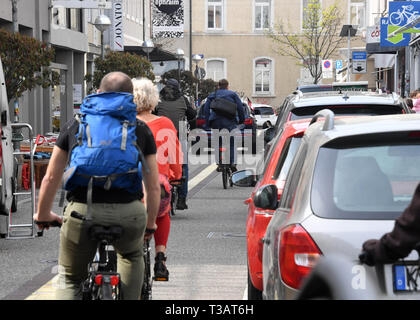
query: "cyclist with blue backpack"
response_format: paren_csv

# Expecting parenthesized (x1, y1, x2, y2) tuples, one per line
(33, 72, 161, 300)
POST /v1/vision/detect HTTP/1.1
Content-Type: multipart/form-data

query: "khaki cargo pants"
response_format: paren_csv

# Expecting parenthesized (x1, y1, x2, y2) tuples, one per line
(55, 200, 147, 300)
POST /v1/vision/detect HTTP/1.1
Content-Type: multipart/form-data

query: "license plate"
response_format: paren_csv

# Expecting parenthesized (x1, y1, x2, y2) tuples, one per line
(393, 262, 420, 292)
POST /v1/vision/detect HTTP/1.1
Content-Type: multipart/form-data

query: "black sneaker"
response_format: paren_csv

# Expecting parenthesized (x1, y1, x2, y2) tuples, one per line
(176, 197, 188, 210)
(230, 164, 238, 173)
(154, 252, 169, 281)
(216, 164, 223, 172)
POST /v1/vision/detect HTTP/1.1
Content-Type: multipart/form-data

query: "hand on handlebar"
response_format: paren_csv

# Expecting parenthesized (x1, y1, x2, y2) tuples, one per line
(33, 212, 63, 230)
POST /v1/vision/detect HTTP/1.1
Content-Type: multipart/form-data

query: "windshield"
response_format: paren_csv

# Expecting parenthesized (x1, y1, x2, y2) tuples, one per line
(254, 107, 274, 115)
(311, 133, 420, 220)
(290, 105, 404, 121)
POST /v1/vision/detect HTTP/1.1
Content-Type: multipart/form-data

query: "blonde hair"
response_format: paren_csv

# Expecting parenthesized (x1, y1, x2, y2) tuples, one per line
(132, 77, 160, 113)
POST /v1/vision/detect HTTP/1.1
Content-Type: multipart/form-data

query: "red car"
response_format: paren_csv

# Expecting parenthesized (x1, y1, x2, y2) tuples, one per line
(232, 119, 311, 299)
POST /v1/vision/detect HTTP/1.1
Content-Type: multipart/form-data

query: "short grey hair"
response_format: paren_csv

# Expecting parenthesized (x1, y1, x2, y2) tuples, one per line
(132, 78, 160, 113)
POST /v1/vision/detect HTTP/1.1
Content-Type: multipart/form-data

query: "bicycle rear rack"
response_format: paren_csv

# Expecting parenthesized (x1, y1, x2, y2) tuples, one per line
(7, 123, 37, 239)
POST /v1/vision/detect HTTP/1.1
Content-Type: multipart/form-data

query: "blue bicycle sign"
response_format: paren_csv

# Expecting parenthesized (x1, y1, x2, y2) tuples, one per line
(389, 2, 420, 29)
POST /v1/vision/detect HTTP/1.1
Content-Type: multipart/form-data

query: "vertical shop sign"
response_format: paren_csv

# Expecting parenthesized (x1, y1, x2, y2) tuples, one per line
(111, 0, 124, 51)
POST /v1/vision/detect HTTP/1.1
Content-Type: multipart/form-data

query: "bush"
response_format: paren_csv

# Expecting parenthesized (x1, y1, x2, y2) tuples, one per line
(87, 52, 155, 93)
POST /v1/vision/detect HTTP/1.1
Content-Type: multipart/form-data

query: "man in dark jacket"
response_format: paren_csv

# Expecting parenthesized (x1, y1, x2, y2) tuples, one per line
(154, 78, 196, 210)
(360, 183, 420, 266)
(203, 79, 245, 172)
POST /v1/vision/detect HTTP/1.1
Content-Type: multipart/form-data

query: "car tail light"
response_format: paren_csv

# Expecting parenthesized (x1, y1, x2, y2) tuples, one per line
(244, 118, 253, 125)
(196, 119, 206, 127)
(408, 131, 420, 138)
(279, 224, 321, 289)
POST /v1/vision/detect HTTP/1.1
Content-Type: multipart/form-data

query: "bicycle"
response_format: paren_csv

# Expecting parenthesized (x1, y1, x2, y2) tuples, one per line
(141, 239, 152, 300)
(390, 5, 420, 27)
(169, 177, 186, 216)
(81, 224, 123, 300)
(218, 147, 233, 189)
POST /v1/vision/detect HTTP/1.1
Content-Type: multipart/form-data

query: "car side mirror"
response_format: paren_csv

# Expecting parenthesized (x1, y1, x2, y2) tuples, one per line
(264, 127, 276, 143)
(231, 170, 257, 187)
(253, 184, 278, 210)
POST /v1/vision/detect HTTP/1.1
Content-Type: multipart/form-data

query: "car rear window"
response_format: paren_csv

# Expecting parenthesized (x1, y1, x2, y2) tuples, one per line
(290, 105, 404, 120)
(254, 107, 274, 115)
(311, 131, 420, 220)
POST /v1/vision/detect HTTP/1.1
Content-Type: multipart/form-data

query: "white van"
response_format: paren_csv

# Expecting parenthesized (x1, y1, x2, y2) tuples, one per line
(0, 57, 15, 237)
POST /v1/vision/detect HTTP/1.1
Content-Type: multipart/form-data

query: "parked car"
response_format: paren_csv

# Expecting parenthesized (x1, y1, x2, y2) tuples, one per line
(192, 99, 257, 154)
(273, 91, 413, 135)
(231, 119, 311, 299)
(0, 57, 15, 237)
(260, 111, 420, 299)
(251, 104, 278, 129)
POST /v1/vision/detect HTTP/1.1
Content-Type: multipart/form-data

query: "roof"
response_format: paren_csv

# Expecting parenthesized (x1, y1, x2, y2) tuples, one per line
(291, 91, 402, 107)
(306, 113, 420, 141)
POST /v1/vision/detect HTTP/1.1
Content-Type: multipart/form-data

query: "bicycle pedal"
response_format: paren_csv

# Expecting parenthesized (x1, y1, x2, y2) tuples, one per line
(153, 276, 169, 281)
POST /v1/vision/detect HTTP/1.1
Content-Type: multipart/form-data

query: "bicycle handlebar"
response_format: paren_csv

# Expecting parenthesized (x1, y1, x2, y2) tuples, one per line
(34, 220, 62, 229)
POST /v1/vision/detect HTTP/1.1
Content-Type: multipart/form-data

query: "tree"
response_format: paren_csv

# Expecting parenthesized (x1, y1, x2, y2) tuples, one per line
(86, 51, 155, 93)
(160, 69, 217, 102)
(267, 0, 345, 84)
(0, 29, 59, 103)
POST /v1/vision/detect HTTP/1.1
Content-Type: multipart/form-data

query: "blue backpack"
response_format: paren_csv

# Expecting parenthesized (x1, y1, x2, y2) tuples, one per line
(63, 92, 144, 196)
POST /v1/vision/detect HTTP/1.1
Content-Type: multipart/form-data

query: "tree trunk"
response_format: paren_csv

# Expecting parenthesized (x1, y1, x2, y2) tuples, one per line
(12, 0, 18, 33)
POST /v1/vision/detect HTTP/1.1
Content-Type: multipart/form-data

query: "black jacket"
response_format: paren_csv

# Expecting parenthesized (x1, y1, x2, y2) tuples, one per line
(362, 183, 420, 265)
(154, 86, 197, 133)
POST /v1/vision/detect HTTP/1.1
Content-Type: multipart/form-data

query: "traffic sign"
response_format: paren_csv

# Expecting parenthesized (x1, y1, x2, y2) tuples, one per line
(52, 1, 112, 9)
(335, 60, 343, 70)
(322, 59, 333, 79)
(352, 60, 367, 74)
(352, 51, 367, 60)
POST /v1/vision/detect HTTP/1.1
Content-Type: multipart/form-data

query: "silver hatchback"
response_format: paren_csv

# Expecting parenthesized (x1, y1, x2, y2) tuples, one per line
(260, 111, 420, 300)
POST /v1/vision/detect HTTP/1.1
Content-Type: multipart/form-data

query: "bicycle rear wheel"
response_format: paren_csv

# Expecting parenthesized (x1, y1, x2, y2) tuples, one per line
(222, 167, 228, 189)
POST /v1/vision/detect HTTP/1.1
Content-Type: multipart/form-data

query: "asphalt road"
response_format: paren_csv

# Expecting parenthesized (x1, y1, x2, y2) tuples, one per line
(0, 144, 263, 300)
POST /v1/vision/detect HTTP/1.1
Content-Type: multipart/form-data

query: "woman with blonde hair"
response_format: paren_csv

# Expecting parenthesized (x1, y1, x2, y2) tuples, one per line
(132, 77, 183, 281)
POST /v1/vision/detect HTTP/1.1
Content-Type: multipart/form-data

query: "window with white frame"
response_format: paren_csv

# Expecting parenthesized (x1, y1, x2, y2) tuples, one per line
(206, 59, 225, 82)
(255, 0, 271, 30)
(254, 58, 273, 95)
(207, 0, 223, 30)
(350, 0, 366, 29)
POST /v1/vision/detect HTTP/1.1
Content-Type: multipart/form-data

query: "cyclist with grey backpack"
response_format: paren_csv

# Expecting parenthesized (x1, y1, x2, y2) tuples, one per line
(33, 72, 161, 300)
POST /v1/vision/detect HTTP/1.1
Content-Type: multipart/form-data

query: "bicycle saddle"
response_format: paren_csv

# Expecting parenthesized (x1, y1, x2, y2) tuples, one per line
(89, 225, 123, 242)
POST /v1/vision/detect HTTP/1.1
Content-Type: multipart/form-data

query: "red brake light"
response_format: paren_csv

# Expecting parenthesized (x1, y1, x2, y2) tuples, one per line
(110, 275, 119, 286)
(196, 119, 206, 126)
(95, 275, 103, 285)
(279, 224, 321, 289)
(244, 118, 253, 125)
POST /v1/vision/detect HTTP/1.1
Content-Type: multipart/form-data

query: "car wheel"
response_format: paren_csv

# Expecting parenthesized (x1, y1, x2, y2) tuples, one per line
(247, 269, 262, 300)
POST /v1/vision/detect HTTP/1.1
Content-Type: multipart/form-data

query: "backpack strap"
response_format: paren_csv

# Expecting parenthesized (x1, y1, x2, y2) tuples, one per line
(121, 121, 130, 151)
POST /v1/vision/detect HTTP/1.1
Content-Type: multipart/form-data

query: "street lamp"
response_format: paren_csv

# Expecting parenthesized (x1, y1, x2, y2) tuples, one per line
(141, 40, 154, 61)
(175, 48, 185, 82)
(192, 54, 203, 105)
(93, 14, 112, 59)
(339, 25, 357, 82)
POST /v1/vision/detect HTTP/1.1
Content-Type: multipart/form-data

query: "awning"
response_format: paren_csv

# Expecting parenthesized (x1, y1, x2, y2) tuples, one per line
(366, 42, 401, 54)
(124, 46, 179, 62)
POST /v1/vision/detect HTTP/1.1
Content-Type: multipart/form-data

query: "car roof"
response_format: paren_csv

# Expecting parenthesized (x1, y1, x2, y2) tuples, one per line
(291, 91, 403, 107)
(305, 113, 420, 142)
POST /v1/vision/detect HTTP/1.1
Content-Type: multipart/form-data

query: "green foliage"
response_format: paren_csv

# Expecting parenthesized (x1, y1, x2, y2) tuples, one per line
(0, 29, 59, 103)
(160, 69, 217, 101)
(268, 0, 345, 84)
(86, 51, 155, 93)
